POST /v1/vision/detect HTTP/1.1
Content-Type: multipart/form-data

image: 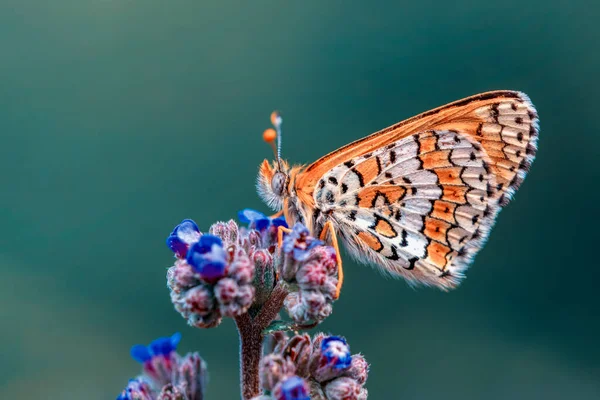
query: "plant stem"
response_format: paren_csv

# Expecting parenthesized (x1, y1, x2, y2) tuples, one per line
(234, 283, 289, 400)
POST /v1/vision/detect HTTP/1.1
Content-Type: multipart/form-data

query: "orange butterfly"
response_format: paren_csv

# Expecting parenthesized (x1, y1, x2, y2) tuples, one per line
(257, 91, 538, 298)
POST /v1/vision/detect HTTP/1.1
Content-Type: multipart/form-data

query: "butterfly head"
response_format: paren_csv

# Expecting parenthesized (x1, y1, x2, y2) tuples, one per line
(257, 111, 291, 210)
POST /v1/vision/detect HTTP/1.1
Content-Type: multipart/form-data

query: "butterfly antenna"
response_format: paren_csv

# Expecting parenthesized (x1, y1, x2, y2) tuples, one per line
(263, 111, 283, 171)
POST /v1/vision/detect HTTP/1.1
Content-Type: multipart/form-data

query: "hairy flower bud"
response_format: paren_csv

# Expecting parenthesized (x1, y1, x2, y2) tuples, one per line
(310, 336, 352, 383)
(229, 253, 254, 285)
(183, 285, 214, 316)
(157, 384, 186, 400)
(296, 261, 328, 290)
(324, 377, 363, 400)
(345, 354, 369, 385)
(208, 220, 239, 244)
(272, 375, 310, 400)
(260, 354, 296, 391)
(168, 260, 201, 294)
(175, 352, 208, 400)
(282, 334, 313, 377)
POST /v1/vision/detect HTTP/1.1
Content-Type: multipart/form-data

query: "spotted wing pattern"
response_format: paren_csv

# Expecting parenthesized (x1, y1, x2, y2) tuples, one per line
(310, 94, 539, 289)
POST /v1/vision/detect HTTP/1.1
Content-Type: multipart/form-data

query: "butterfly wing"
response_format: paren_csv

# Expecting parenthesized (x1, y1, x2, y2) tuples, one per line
(296, 91, 538, 288)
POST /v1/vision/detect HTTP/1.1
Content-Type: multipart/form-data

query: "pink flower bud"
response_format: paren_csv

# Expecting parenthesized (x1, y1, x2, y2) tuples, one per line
(296, 261, 328, 290)
(284, 292, 307, 323)
(167, 260, 200, 294)
(282, 334, 313, 377)
(324, 377, 362, 400)
(320, 277, 338, 300)
(214, 278, 239, 305)
(345, 354, 369, 385)
(229, 255, 254, 284)
(176, 352, 208, 400)
(184, 285, 214, 316)
(237, 284, 255, 309)
(260, 354, 296, 391)
(300, 290, 327, 319)
(189, 310, 222, 328)
(307, 245, 338, 276)
(157, 384, 186, 400)
(253, 248, 273, 270)
(208, 219, 239, 244)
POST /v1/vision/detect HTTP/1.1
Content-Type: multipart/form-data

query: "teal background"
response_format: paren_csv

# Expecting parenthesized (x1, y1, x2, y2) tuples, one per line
(1, 1, 598, 399)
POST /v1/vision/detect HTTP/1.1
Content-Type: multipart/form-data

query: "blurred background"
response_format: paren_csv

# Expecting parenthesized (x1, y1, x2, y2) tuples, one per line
(1, 1, 598, 399)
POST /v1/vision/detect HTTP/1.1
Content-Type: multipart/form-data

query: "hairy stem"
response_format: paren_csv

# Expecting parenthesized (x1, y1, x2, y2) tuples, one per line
(234, 282, 289, 400)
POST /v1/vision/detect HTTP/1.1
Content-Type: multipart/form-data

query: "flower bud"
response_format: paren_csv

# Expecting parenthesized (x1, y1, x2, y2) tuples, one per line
(319, 277, 338, 301)
(183, 285, 214, 317)
(229, 254, 254, 284)
(260, 354, 296, 391)
(157, 384, 186, 400)
(284, 292, 306, 323)
(175, 352, 208, 400)
(167, 260, 201, 294)
(324, 377, 362, 400)
(208, 219, 239, 244)
(310, 336, 352, 382)
(252, 248, 275, 305)
(300, 290, 327, 319)
(272, 375, 310, 400)
(296, 261, 328, 290)
(117, 378, 154, 400)
(214, 278, 238, 305)
(345, 354, 369, 385)
(189, 311, 222, 329)
(307, 246, 338, 276)
(282, 334, 312, 377)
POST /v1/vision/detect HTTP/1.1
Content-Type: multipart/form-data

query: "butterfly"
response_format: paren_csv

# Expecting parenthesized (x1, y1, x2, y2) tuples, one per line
(257, 91, 538, 297)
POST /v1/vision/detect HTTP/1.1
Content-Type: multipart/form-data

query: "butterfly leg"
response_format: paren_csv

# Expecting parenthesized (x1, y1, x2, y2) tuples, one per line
(319, 221, 343, 300)
(277, 225, 292, 248)
(269, 210, 284, 219)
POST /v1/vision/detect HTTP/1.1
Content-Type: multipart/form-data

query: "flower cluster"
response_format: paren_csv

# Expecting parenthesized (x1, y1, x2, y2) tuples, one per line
(167, 219, 257, 328)
(117, 334, 208, 400)
(279, 224, 339, 324)
(257, 333, 369, 400)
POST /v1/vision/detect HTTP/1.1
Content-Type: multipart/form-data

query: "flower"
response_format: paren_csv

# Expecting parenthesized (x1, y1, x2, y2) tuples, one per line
(119, 334, 208, 400)
(273, 375, 310, 400)
(262, 333, 369, 400)
(168, 220, 258, 328)
(166, 219, 201, 258)
(310, 335, 352, 383)
(320, 336, 352, 370)
(238, 208, 288, 231)
(324, 377, 366, 400)
(260, 354, 296, 391)
(186, 235, 227, 282)
(282, 223, 323, 262)
(130, 333, 181, 363)
(130, 333, 181, 386)
(116, 378, 154, 400)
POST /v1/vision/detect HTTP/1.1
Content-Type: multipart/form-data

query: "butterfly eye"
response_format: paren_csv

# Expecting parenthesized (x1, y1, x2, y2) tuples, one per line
(271, 172, 287, 196)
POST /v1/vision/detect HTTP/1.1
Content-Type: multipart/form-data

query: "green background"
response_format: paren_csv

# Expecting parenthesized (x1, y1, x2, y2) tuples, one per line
(1, 1, 598, 399)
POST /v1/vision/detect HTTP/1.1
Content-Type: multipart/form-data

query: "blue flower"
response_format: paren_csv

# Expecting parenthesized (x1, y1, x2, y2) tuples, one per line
(186, 234, 227, 282)
(282, 223, 323, 262)
(275, 376, 310, 400)
(130, 332, 182, 363)
(321, 336, 352, 369)
(116, 378, 153, 400)
(166, 219, 200, 258)
(238, 208, 288, 231)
